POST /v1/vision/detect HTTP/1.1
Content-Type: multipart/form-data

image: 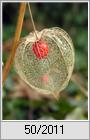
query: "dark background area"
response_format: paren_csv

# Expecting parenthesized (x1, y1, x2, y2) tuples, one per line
(2, 2, 88, 120)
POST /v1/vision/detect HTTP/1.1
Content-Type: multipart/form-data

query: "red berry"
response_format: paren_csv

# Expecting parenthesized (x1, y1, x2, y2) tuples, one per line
(42, 75, 48, 83)
(32, 39, 48, 59)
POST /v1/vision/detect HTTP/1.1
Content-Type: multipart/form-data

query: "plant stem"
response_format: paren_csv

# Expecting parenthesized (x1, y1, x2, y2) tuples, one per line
(3, 3, 26, 85)
(27, 3, 38, 40)
(71, 75, 87, 97)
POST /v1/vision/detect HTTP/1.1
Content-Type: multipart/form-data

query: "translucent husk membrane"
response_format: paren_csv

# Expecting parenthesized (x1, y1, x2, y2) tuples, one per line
(14, 27, 75, 95)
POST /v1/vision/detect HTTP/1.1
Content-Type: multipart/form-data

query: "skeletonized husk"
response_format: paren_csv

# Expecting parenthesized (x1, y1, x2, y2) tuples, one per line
(14, 27, 75, 95)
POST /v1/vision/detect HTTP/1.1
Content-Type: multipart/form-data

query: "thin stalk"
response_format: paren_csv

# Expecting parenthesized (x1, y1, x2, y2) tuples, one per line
(71, 75, 87, 97)
(27, 3, 38, 40)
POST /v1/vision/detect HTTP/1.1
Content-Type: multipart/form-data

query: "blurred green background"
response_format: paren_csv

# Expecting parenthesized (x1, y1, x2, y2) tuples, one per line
(3, 2, 88, 120)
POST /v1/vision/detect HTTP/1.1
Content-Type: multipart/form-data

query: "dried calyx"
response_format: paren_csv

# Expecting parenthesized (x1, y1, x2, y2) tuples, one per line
(14, 27, 75, 95)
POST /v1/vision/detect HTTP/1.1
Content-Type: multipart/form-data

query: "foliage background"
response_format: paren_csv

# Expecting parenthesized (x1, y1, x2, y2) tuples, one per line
(3, 2, 88, 120)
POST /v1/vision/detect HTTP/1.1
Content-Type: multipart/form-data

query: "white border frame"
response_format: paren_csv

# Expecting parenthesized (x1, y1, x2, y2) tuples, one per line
(1, 0, 89, 123)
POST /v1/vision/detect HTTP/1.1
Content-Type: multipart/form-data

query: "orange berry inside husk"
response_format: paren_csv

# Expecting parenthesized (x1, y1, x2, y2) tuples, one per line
(32, 39, 49, 59)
